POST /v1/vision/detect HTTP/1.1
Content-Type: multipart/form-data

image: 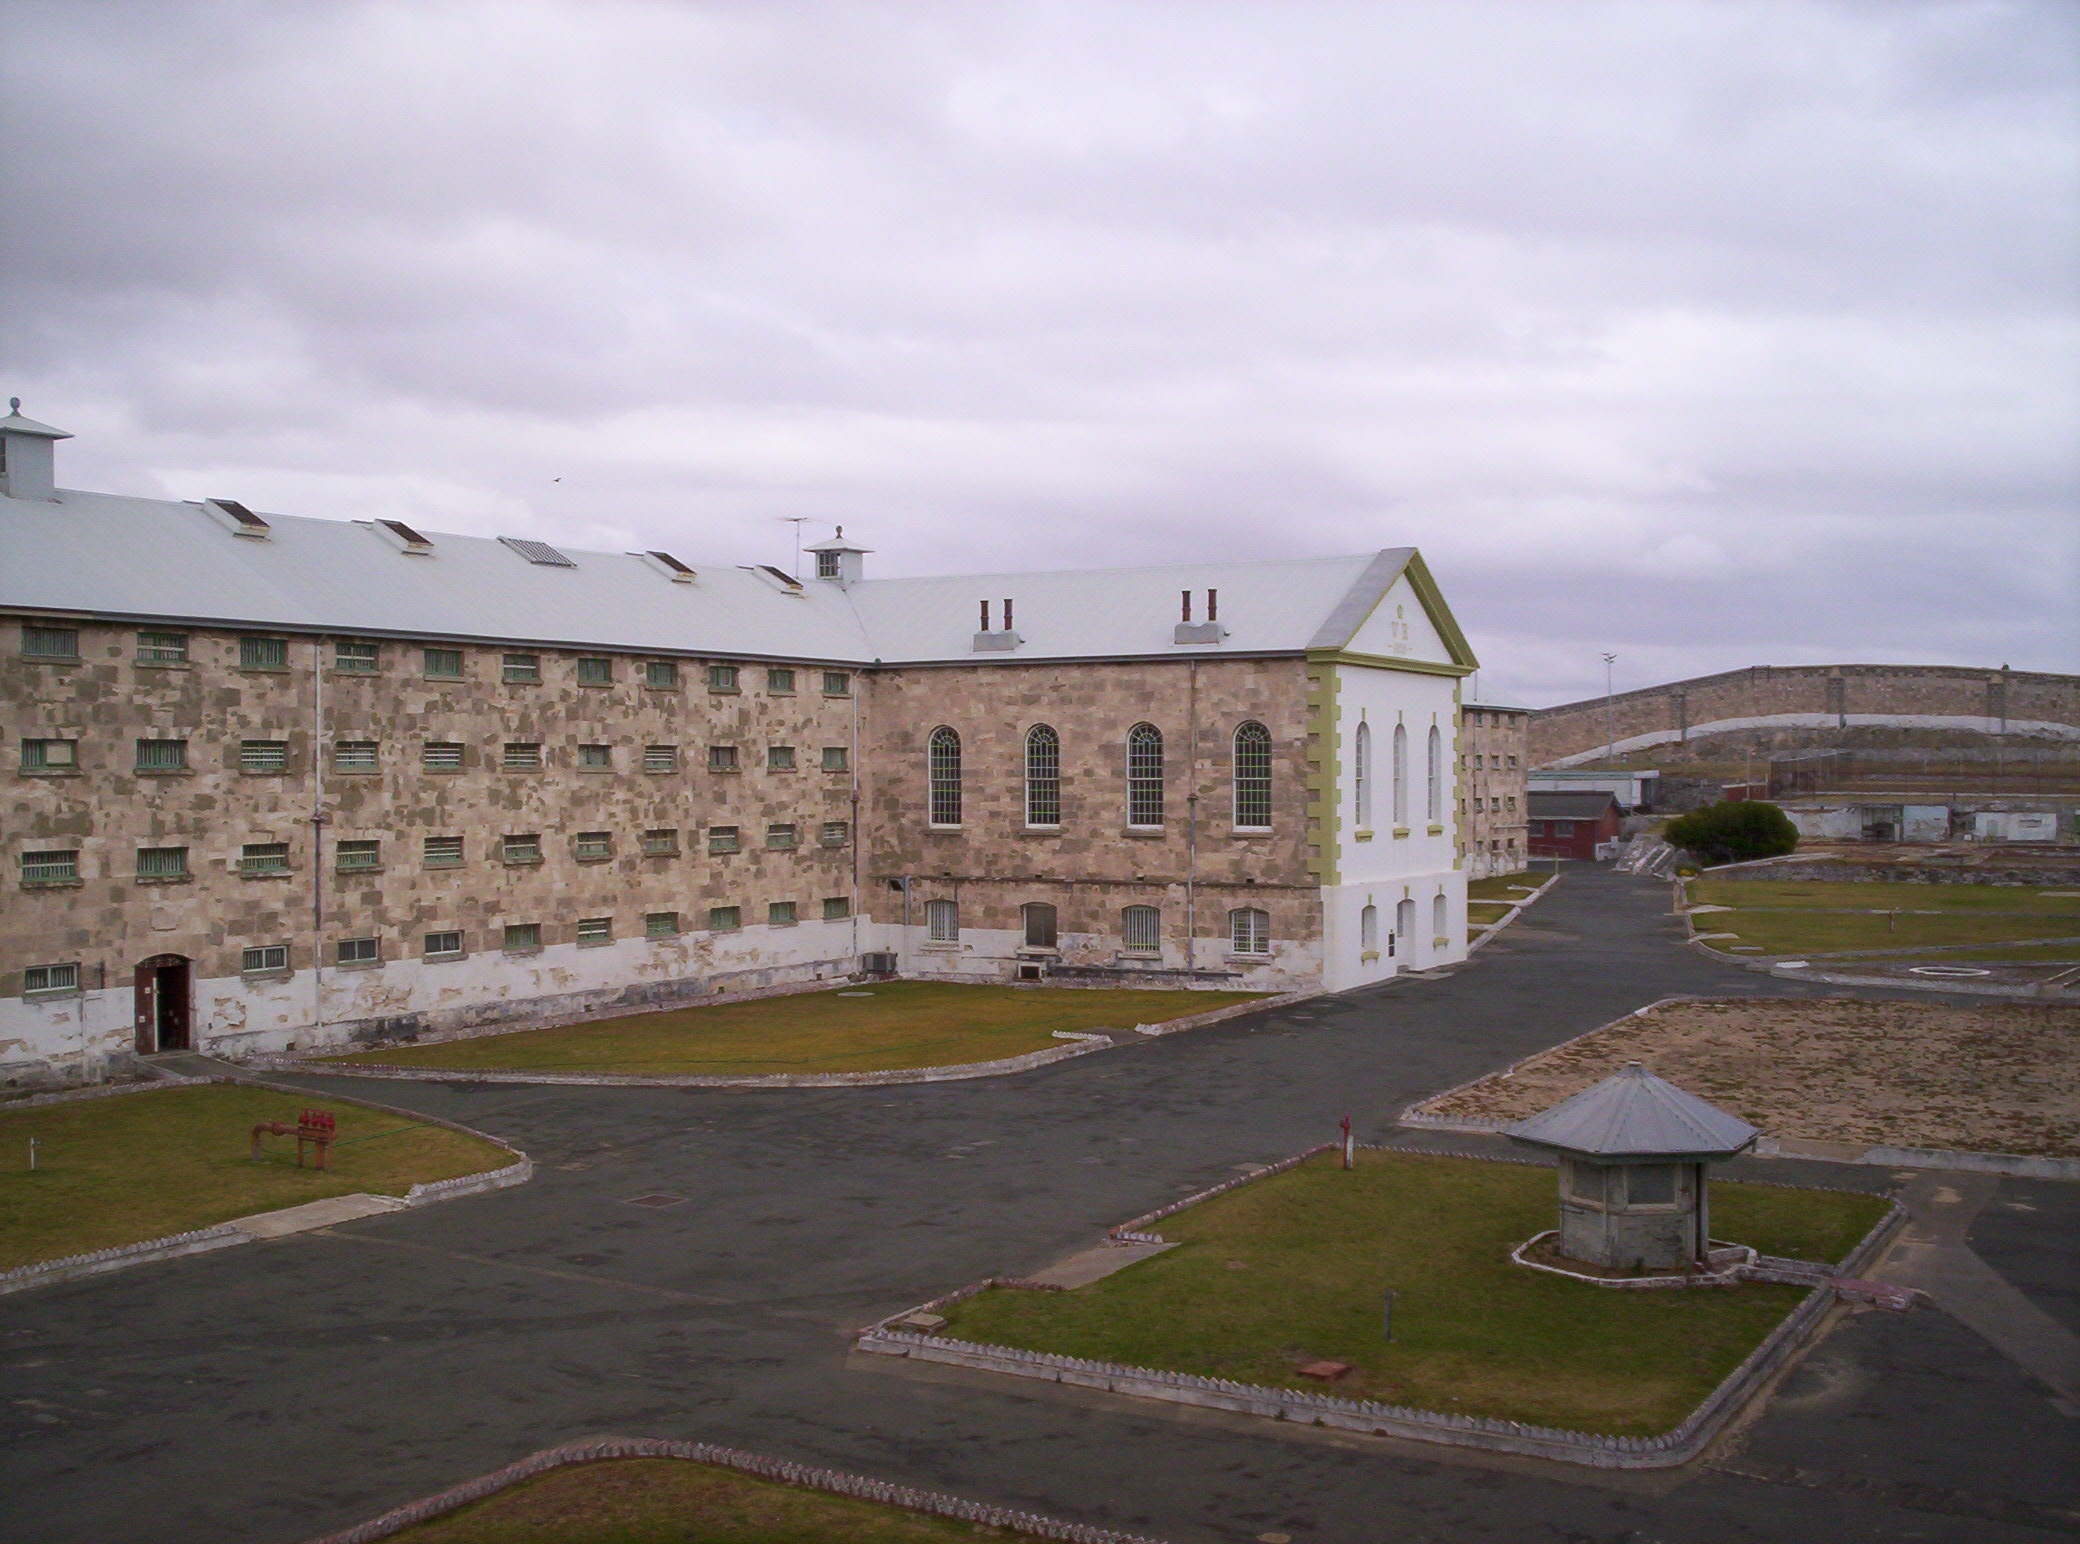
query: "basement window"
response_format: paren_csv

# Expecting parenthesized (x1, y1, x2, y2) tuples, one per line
(768, 901, 797, 927)
(423, 931, 464, 961)
(576, 917, 612, 946)
(644, 911, 679, 939)
(24, 963, 81, 995)
(335, 937, 379, 966)
(822, 897, 849, 921)
(503, 923, 542, 952)
(707, 906, 741, 932)
(241, 945, 289, 974)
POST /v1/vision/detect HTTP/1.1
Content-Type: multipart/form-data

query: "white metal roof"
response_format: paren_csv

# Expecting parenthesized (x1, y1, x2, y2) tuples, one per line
(1504, 1062, 1759, 1160)
(1, 484, 1436, 666)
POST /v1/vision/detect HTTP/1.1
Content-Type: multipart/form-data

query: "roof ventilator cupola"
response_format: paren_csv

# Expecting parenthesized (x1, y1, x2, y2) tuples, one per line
(973, 598, 1022, 652)
(803, 525, 871, 586)
(1175, 588, 1227, 645)
(0, 399, 71, 501)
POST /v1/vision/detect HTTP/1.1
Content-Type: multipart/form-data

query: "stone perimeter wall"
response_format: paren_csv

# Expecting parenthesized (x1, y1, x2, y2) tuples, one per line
(1529, 664, 2080, 767)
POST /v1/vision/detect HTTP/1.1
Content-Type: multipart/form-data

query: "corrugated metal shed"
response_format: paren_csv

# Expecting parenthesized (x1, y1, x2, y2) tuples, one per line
(1503, 1062, 1758, 1161)
(1528, 790, 1622, 820)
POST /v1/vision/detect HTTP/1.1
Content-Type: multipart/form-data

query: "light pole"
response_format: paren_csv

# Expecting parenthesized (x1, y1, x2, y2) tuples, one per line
(1601, 653, 1617, 766)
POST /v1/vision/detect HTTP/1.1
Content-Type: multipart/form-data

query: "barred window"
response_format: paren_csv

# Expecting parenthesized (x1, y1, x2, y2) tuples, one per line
(642, 744, 677, 774)
(766, 667, 796, 694)
(423, 647, 464, 680)
(502, 833, 542, 864)
(1025, 724, 1060, 826)
(240, 740, 289, 773)
(767, 745, 796, 771)
(1233, 721, 1271, 828)
(576, 656, 612, 685)
(821, 671, 850, 697)
(708, 906, 741, 931)
(1353, 720, 1372, 828)
(574, 831, 612, 861)
(1392, 723, 1409, 826)
(424, 836, 464, 867)
(21, 738, 76, 771)
(423, 741, 464, 771)
(821, 745, 849, 772)
(21, 849, 78, 884)
(336, 840, 380, 871)
(502, 742, 542, 771)
(707, 664, 739, 691)
(641, 828, 678, 855)
(1427, 725, 1443, 823)
(239, 843, 290, 873)
(240, 636, 287, 670)
(503, 923, 542, 951)
(644, 911, 679, 939)
(645, 660, 679, 689)
(819, 821, 849, 848)
(335, 937, 379, 965)
(24, 963, 81, 993)
(423, 931, 464, 960)
(926, 899, 958, 942)
(137, 846, 189, 879)
(1126, 723, 1163, 827)
(502, 653, 540, 683)
(928, 727, 962, 826)
(333, 740, 378, 771)
(577, 743, 612, 769)
(766, 823, 798, 850)
(1229, 907, 1270, 955)
(335, 640, 379, 672)
(822, 896, 849, 921)
(768, 901, 797, 926)
(242, 945, 289, 973)
(136, 738, 187, 772)
(137, 631, 188, 663)
(708, 744, 739, 772)
(1021, 902, 1058, 950)
(23, 625, 79, 659)
(576, 917, 612, 945)
(1121, 905, 1160, 953)
(708, 826, 740, 853)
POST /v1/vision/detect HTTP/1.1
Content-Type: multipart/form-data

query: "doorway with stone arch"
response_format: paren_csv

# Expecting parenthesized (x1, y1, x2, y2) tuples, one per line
(133, 954, 192, 1054)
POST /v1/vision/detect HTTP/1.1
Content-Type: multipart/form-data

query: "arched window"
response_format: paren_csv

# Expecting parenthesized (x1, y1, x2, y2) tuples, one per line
(1426, 725, 1442, 823)
(1126, 723, 1164, 828)
(1025, 725, 1061, 827)
(1360, 903, 1379, 953)
(1395, 897, 1416, 953)
(1391, 723, 1408, 827)
(1022, 902, 1058, 949)
(1121, 905, 1160, 953)
(928, 727, 962, 826)
(1229, 907, 1270, 955)
(1353, 720, 1372, 828)
(1432, 893, 1448, 939)
(1233, 721, 1272, 829)
(925, 899, 958, 942)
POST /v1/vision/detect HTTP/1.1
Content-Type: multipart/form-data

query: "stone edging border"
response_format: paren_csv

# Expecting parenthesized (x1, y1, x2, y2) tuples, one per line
(0, 1072, 532, 1297)
(242, 991, 1310, 1088)
(1466, 872, 1559, 955)
(856, 1142, 1907, 1469)
(298, 1434, 1168, 1544)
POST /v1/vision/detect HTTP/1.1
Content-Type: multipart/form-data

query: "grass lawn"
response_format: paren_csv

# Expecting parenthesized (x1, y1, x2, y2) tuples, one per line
(1699, 910, 2072, 955)
(382, 1458, 1067, 1544)
(936, 1150, 1887, 1437)
(1467, 872, 1549, 902)
(1690, 880, 2080, 916)
(1920, 943, 2080, 962)
(321, 982, 1267, 1076)
(1467, 902, 1515, 926)
(0, 1084, 511, 1270)
(1688, 880, 2080, 955)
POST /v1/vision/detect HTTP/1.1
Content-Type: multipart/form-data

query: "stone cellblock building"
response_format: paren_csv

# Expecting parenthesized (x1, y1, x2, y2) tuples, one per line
(1, 407, 1477, 1084)
(1458, 701, 1529, 877)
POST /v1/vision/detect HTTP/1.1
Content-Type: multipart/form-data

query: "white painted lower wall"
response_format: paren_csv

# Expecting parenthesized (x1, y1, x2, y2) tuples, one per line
(887, 922, 1319, 993)
(1319, 870, 1467, 993)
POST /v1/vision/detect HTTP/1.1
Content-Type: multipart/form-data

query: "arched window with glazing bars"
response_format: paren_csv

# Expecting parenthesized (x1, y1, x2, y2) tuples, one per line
(1391, 723, 1409, 827)
(1233, 721, 1271, 829)
(1126, 723, 1164, 827)
(1025, 724, 1060, 827)
(1426, 724, 1443, 823)
(1353, 720, 1372, 828)
(928, 727, 962, 826)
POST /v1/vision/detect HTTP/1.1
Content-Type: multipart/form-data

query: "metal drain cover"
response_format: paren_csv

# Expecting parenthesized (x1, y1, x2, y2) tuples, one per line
(625, 1192, 690, 1208)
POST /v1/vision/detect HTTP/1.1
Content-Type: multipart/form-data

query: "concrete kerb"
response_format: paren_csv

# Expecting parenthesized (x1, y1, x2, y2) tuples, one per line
(300, 1434, 1170, 1544)
(0, 1068, 533, 1297)
(857, 1143, 1910, 1470)
(1467, 872, 1560, 955)
(242, 990, 1315, 1089)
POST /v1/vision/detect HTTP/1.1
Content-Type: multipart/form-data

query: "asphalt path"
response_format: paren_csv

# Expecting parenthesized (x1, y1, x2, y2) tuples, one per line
(4, 866, 2074, 1543)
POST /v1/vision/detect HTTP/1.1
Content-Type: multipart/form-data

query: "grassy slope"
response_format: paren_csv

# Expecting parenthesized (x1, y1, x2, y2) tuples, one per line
(322, 982, 1264, 1075)
(939, 1151, 1886, 1437)
(0, 1084, 510, 1269)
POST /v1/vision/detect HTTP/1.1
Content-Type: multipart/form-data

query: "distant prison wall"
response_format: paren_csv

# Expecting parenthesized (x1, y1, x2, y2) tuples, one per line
(1528, 665, 2080, 768)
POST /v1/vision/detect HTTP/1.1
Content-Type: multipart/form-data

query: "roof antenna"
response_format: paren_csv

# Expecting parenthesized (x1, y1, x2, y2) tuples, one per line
(777, 516, 811, 577)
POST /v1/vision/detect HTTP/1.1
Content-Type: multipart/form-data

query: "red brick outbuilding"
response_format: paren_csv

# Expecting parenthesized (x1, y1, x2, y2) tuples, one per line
(1527, 790, 1622, 861)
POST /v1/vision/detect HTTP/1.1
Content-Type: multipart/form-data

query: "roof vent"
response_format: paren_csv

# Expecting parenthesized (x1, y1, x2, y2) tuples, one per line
(498, 536, 576, 568)
(804, 525, 872, 586)
(0, 399, 71, 501)
(1174, 586, 1226, 645)
(740, 564, 804, 595)
(974, 597, 1023, 652)
(634, 549, 698, 584)
(361, 518, 433, 554)
(201, 498, 270, 538)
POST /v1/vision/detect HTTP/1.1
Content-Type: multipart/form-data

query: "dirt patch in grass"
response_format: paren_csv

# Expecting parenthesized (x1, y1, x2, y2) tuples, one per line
(321, 982, 1265, 1076)
(383, 1457, 1068, 1543)
(936, 1150, 1882, 1437)
(0, 1084, 512, 1270)
(1422, 998, 2080, 1157)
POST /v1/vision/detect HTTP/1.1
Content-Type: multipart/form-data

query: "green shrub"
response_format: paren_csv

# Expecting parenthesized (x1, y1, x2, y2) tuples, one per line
(1665, 801, 1798, 866)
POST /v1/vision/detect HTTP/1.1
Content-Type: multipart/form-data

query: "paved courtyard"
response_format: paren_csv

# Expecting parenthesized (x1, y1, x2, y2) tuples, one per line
(3, 866, 2074, 1543)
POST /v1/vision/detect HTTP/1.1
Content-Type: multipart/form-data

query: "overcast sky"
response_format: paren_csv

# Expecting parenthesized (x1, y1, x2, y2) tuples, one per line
(3, 0, 2074, 706)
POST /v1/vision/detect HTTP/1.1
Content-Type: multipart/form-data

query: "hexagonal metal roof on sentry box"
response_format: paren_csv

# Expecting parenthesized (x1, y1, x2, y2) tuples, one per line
(1504, 1062, 1759, 1164)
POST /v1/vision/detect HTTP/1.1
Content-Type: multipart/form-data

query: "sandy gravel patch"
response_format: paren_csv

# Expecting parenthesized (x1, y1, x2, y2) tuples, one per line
(1420, 998, 2079, 1158)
